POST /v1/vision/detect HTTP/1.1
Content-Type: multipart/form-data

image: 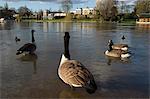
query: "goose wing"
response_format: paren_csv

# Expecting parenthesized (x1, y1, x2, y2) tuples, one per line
(17, 43, 36, 52)
(107, 49, 123, 57)
(113, 44, 128, 48)
(59, 60, 93, 86)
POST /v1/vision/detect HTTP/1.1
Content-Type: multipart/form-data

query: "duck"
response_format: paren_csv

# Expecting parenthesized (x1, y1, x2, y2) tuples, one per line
(58, 32, 97, 94)
(16, 30, 36, 55)
(15, 36, 21, 42)
(105, 43, 131, 58)
(108, 40, 128, 51)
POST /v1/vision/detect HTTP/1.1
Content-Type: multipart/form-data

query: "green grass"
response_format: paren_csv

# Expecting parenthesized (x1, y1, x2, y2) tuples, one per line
(22, 18, 98, 23)
(118, 20, 136, 26)
(21, 18, 136, 26)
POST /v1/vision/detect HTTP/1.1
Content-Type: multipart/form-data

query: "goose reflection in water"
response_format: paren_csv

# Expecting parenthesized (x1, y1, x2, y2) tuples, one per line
(106, 56, 131, 65)
(18, 53, 38, 74)
(59, 89, 82, 98)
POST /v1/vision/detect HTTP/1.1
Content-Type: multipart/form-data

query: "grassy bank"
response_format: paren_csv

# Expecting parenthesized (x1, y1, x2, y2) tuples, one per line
(21, 19, 136, 25)
(22, 18, 98, 23)
(118, 19, 136, 26)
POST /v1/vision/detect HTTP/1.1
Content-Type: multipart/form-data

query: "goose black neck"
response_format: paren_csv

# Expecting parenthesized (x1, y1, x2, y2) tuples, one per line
(108, 45, 113, 51)
(32, 31, 35, 43)
(108, 40, 113, 46)
(64, 32, 70, 59)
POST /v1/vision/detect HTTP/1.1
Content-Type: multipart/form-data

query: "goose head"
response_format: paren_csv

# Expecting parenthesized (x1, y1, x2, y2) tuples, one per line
(108, 40, 113, 46)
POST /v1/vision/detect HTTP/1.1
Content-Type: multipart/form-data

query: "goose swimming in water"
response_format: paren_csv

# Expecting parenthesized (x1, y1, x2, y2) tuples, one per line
(15, 36, 21, 42)
(105, 42, 131, 58)
(58, 32, 97, 94)
(16, 30, 36, 55)
(108, 40, 128, 51)
(122, 35, 125, 40)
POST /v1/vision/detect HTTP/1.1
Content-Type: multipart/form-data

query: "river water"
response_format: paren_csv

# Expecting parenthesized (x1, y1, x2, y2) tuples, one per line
(0, 21, 149, 98)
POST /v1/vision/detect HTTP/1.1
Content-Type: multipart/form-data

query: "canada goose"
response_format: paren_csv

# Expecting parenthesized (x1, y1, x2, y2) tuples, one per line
(108, 40, 128, 51)
(105, 44, 131, 58)
(16, 30, 36, 55)
(122, 35, 125, 40)
(15, 36, 21, 42)
(58, 32, 97, 94)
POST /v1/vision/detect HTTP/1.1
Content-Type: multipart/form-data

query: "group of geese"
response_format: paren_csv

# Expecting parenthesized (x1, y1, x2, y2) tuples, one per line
(105, 39, 131, 58)
(16, 30, 131, 94)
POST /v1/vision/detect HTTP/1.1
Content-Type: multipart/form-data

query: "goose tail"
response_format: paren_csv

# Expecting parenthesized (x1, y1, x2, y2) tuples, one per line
(16, 50, 23, 55)
(84, 79, 97, 94)
(121, 53, 131, 58)
(121, 47, 128, 51)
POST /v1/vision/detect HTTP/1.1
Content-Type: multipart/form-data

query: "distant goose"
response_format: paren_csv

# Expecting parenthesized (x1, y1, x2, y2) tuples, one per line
(105, 43, 131, 58)
(58, 32, 97, 94)
(122, 35, 125, 40)
(16, 30, 36, 55)
(15, 36, 21, 42)
(108, 40, 128, 51)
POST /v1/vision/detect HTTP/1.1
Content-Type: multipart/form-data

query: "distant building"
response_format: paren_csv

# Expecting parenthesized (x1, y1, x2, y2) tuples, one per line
(75, 8, 82, 15)
(47, 12, 66, 19)
(43, 10, 66, 19)
(70, 7, 96, 18)
(136, 13, 150, 24)
(43, 10, 49, 19)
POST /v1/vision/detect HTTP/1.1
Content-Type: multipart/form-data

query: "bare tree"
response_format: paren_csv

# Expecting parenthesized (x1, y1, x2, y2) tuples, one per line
(96, 0, 116, 21)
(18, 6, 32, 18)
(135, 0, 150, 14)
(61, 0, 72, 13)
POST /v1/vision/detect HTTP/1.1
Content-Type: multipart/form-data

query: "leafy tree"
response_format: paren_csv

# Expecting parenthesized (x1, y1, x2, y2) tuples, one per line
(135, 0, 150, 14)
(110, 6, 118, 21)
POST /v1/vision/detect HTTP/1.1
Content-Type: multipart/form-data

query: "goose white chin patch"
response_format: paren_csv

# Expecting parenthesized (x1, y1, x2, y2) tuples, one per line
(60, 54, 69, 66)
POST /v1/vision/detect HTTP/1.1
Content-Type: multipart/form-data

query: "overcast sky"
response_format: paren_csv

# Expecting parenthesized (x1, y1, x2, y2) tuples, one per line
(0, 0, 137, 11)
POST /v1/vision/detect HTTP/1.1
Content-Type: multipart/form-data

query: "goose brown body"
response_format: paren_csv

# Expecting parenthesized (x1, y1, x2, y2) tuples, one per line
(105, 49, 128, 58)
(59, 60, 94, 87)
(108, 40, 128, 51)
(112, 44, 128, 50)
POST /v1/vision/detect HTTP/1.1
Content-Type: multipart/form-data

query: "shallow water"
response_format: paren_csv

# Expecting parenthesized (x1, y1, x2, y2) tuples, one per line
(0, 21, 149, 98)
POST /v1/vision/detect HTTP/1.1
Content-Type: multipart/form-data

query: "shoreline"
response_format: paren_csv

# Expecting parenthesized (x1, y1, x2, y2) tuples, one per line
(18, 19, 137, 25)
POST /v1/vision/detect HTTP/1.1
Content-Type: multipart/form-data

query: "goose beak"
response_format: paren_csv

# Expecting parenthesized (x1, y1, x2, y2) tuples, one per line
(31, 30, 35, 33)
